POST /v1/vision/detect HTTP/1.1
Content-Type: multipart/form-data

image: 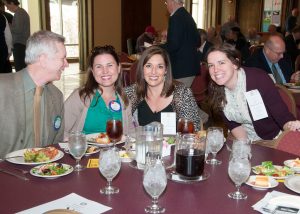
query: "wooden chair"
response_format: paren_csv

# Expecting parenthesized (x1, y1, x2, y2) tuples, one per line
(191, 63, 210, 106)
(275, 84, 297, 118)
(274, 130, 300, 156)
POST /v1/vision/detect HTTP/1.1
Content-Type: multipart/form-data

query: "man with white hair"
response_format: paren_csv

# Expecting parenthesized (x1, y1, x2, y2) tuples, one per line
(161, 0, 200, 87)
(0, 30, 69, 158)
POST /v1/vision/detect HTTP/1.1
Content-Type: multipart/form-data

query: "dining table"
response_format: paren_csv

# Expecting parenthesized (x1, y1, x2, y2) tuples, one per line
(0, 143, 299, 214)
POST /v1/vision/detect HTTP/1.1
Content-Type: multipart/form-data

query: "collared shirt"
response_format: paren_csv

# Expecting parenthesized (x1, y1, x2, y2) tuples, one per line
(262, 50, 286, 84)
(23, 70, 45, 147)
(170, 6, 182, 16)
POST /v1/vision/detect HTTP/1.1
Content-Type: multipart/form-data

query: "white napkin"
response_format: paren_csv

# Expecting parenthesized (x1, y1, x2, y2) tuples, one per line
(58, 142, 68, 150)
(17, 193, 112, 214)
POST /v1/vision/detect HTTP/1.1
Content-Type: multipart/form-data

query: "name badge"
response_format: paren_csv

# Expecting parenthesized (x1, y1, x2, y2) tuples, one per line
(161, 112, 176, 135)
(109, 100, 121, 112)
(244, 90, 268, 121)
(53, 116, 62, 130)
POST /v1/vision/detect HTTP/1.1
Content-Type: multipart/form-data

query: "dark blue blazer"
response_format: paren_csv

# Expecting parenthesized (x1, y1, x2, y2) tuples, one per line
(244, 48, 294, 82)
(161, 7, 200, 78)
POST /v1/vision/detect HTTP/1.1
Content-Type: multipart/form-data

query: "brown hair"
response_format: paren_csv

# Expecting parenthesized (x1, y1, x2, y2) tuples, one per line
(205, 43, 241, 111)
(136, 46, 175, 100)
(79, 45, 128, 106)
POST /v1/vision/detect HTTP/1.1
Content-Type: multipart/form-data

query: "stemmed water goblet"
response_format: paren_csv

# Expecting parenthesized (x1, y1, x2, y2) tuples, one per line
(231, 139, 252, 159)
(228, 156, 251, 200)
(68, 131, 87, 171)
(143, 158, 167, 213)
(206, 127, 224, 165)
(106, 119, 123, 146)
(99, 147, 121, 195)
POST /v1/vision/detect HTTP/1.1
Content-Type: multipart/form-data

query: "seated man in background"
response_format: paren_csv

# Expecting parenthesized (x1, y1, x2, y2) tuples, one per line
(245, 34, 299, 84)
(135, 25, 156, 54)
(246, 27, 261, 45)
(0, 30, 68, 158)
(197, 28, 213, 62)
(285, 25, 300, 70)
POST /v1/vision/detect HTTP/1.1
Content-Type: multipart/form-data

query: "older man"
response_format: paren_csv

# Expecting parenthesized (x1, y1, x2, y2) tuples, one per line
(0, 30, 69, 158)
(245, 34, 299, 84)
(160, 0, 200, 87)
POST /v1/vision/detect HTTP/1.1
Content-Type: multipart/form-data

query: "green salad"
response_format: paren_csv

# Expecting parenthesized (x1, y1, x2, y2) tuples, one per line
(252, 161, 294, 177)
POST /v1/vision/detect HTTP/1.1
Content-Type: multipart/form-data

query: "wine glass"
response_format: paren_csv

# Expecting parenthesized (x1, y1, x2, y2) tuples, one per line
(143, 158, 167, 213)
(228, 156, 251, 200)
(99, 147, 121, 195)
(68, 131, 87, 171)
(231, 139, 252, 160)
(206, 127, 224, 165)
(106, 119, 123, 146)
(177, 118, 194, 134)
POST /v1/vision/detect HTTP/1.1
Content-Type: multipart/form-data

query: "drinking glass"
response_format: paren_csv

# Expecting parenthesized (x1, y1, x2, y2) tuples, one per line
(68, 131, 87, 171)
(206, 127, 224, 165)
(231, 139, 252, 160)
(228, 156, 251, 200)
(99, 147, 121, 195)
(177, 118, 194, 134)
(143, 158, 167, 213)
(106, 119, 123, 146)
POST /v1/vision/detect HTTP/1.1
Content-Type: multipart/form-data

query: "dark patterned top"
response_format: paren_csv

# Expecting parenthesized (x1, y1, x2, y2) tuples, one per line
(125, 82, 208, 131)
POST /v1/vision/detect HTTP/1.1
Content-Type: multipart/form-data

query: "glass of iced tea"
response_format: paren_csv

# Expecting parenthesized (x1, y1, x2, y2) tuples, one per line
(106, 119, 123, 146)
(177, 118, 194, 134)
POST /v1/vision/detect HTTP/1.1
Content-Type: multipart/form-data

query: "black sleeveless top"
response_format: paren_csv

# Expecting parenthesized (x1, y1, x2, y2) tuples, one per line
(137, 100, 173, 126)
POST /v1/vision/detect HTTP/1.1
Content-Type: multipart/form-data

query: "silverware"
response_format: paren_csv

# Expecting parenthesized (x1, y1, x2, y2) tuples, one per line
(0, 168, 29, 181)
(4, 155, 23, 160)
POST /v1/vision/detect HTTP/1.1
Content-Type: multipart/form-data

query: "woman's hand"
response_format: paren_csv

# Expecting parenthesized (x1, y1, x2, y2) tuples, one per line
(283, 120, 300, 131)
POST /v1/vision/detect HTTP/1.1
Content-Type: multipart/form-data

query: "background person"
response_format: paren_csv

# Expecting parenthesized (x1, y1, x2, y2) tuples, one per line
(3, 0, 30, 71)
(0, 30, 68, 158)
(64, 45, 134, 140)
(285, 8, 299, 36)
(160, 0, 200, 87)
(135, 25, 156, 54)
(206, 44, 300, 141)
(125, 46, 208, 131)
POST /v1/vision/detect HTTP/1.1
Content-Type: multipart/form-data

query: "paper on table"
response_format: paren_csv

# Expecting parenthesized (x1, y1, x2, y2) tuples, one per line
(59, 143, 68, 150)
(16, 193, 112, 214)
(87, 158, 99, 168)
(252, 190, 300, 214)
(144, 42, 152, 48)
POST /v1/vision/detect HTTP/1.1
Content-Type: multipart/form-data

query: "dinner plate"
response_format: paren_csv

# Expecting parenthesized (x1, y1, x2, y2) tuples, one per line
(64, 145, 101, 156)
(86, 133, 125, 147)
(284, 83, 300, 89)
(284, 160, 300, 173)
(119, 150, 135, 163)
(30, 163, 73, 179)
(246, 175, 278, 190)
(252, 165, 294, 179)
(284, 175, 300, 194)
(5, 148, 64, 165)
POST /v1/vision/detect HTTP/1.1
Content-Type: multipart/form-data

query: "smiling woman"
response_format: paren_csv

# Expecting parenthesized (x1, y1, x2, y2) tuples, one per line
(64, 45, 135, 141)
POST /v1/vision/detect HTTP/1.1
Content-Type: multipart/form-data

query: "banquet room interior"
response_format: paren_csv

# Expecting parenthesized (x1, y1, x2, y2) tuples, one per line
(1, 0, 300, 213)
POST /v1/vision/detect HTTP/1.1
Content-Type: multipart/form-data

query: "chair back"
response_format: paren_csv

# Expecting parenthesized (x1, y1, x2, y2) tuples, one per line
(191, 63, 210, 105)
(274, 130, 300, 156)
(127, 38, 135, 56)
(275, 84, 297, 118)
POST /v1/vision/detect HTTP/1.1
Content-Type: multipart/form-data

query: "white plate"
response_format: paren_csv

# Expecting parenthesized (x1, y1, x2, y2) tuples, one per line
(252, 165, 294, 179)
(86, 133, 125, 147)
(119, 150, 135, 163)
(5, 148, 64, 165)
(30, 163, 73, 179)
(64, 145, 101, 156)
(284, 83, 300, 89)
(284, 176, 300, 194)
(284, 160, 300, 173)
(246, 175, 278, 190)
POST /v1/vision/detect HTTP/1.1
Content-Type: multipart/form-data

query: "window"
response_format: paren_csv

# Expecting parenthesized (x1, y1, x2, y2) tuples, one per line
(50, 0, 79, 58)
(191, 0, 205, 28)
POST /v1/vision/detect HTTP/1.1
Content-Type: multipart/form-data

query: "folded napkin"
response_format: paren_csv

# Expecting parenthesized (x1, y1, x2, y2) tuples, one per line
(17, 193, 112, 214)
(253, 190, 300, 213)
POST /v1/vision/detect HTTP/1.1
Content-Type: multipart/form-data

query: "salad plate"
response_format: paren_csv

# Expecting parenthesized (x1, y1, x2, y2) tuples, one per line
(284, 175, 300, 194)
(284, 159, 300, 173)
(86, 133, 125, 147)
(252, 161, 294, 179)
(246, 175, 278, 190)
(284, 83, 300, 89)
(5, 148, 64, 165)
(30, 163, 73, 179)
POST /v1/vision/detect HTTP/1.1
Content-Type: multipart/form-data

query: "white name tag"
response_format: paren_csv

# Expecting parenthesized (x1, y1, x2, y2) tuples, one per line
(244, 90, 268, 121)
(161, 112, 176, 135)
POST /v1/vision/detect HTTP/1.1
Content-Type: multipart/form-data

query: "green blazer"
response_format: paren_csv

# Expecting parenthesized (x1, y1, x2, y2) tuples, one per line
(0, 69, 64, 158)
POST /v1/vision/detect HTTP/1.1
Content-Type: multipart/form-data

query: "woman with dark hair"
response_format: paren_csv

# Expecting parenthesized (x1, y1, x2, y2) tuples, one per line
(206, 44, 300, 141)
(64, 45, 134, 140)
(125, 46, 208, 131)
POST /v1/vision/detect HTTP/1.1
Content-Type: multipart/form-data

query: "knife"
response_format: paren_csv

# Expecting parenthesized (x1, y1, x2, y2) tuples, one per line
(0, 168, 29, 181)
